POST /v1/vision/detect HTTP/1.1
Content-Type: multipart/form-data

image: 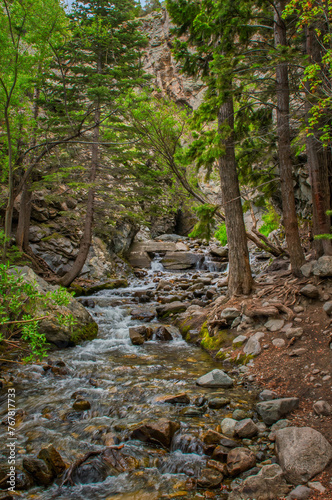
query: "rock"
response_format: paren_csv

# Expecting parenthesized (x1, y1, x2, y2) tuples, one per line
(129, 326, 146, 345)
(23, 457, 54, 486)
(285, 327, 303, 339)
(196, 369, 233, 388)
(156, 301, 188, 317)
(154, 326, 173, 341)
(130, 309, 155, 322)
(264, 319, 285, 332)
(300, 261, 315, 278)
(233, 335, 247, 347)
(197, 468, 223, 488)
(202, 429, 225, 445)
(300, 284, 319, 299)
(37, 445, 66, 476)
(323, 301, 332, 315)
(235, 419, 259, 438)
(211, 445, 230, 462)
(229, 464, 289, 500)
(208, 397, 230, 409)
(259, 389, 278, 401)
(308, 481, 326, 494)
(72, 399, 91, 411)
(313, 256, 332, 277)
(155, 234, 185, 242)
(232, 409, 248, 420)
(288, 485, 312, 500)
(227, 447, 257, 476)
(256, 398, 299, 425)
(162, 252, 204, 270)
(210, 245, 228, 258)
(221, 418, 237, 438)
(12, 266, 98, 347)
(221, 308, 240, 321)
(313, 400, 332, 416)
(275, 426, 332, 483)
(131, 419, 180, 448)
(130, 240, 177, 253)
(288, 348, 307, 357)
(243, 335, 262, 356)
(156, 393, 190, 405)
(175, 242, 189, 251)
(272, 338, 285, 348)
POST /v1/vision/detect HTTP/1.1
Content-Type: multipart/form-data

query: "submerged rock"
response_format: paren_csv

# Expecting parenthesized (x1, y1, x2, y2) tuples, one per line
(131, 419, 180, 448)
(22, 457, 54, 486)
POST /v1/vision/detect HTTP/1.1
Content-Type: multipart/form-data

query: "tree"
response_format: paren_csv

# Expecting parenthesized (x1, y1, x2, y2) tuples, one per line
(166, 0, 253, 296)
(57, 0, 148, 286)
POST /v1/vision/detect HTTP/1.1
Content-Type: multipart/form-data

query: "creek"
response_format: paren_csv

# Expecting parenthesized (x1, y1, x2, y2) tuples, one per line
(0, 266, 264, 500)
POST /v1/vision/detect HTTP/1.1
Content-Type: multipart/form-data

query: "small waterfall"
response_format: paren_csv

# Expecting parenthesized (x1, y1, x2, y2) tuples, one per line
(150, 253, 164, 272)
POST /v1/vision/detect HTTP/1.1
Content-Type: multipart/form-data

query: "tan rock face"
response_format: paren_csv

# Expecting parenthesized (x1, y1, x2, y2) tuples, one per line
(141, 10, 205, 111)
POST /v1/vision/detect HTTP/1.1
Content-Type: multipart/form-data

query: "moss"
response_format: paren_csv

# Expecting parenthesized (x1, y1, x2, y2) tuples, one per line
(200, 322, 234, 351)
(69, 284, 85, 297)
(178, 317, 193, 336)
(70, 322, 98, 345)
(41, 232, 63, 242)
(234, 353, 254, 365)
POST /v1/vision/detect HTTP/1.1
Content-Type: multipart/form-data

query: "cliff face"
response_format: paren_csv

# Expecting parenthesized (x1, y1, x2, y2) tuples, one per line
(141, 10, 205, 110)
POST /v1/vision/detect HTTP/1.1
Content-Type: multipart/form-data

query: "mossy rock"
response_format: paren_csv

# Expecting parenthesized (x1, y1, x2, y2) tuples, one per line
(70, 322, 98, 345)
(70, 279, 128, 297)
(200, 322, 235, 352)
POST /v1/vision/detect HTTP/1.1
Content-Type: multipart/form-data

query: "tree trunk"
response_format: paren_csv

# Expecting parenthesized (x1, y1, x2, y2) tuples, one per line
(16, 181, 32, 252)
(218, 98, 253, 296)
(274, 1, 305, 275)
(305, 27, 332, 256)
(3, 107, 14, 260)
(59, 108, 100, 287)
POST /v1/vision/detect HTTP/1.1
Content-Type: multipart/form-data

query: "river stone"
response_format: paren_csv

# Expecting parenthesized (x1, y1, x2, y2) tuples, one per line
(208, 397, 230, 409)
(221, 418, 237, 438)
(196, 369, 233, 388)
(232, 409, 248, 420)
(275, 426, 332, 484)
(212, 445, 230, 462)
(162, 252, 204, 270)
(228, 464, 289, 500)
(264, 319, 285, 332)
(210, 245, 228, 258)
(129, 326, 146, 345)
(202, 429, 225, 445)
(313, 400, 332, 416)
(288, 485, 312, 500)
(156, 301, 188, 317)
(256, 398, 299, 425)
(23, 457, 54, 486)
(259, 389, 278, 401)
(130, 309, 155, 322)
(313, 256, 332, 277)
(323, 301, 332, 315)
(156, 393, 190, 405)
(285, 327, 303, 339)
(227, 447, 257, 476)
(72, 399, 91, 411)
(131, 419, 180, 448)
(221, 308, 240, 321)
(243, 336, 262, 356)
(235, 419, 259, 438)
(272, 338, 285, 348)
(37, 445, 66, 476)
(197, 468, 223, 488)
(300, 284, 319, 299)
(300, 261, 315, 278)
(155, 326, 173, 341)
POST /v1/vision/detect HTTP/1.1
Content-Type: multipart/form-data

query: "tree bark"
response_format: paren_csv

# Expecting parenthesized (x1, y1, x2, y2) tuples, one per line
(305, 27, 332, 256)
(3, 107, 14, 260)
(16, 181, 32, 252)
(218, 98, 253, 296)
(274, 0, 305, 275)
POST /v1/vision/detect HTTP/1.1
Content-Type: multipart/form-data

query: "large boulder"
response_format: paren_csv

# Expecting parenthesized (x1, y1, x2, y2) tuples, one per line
(275, 426, 332, 484)
(131, 419, 180, 448)
(196, 369, 234, 388)
(228, 464, 289, 500)
(313, 256, 332, 277)
(256, 398, 299, 425)
(14, 267, 98, 347)
(156, 301, 189, 318)
(161, 252, 204, 270)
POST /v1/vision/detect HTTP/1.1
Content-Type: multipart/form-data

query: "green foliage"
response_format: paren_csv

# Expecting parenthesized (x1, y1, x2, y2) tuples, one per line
(314, 210, 332, 240)
(214, 224, 227, 246)
(259, 204, 280, 237)
(0, 263, 76, 363)
(189, 204, 218, 241)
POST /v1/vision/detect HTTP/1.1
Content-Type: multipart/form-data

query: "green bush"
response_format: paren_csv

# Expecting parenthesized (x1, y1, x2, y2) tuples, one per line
(0, 264, 76, 363)
(214, 223, 227, 246)
(258, 204, 280, 237)
(189, 204, 218, 242)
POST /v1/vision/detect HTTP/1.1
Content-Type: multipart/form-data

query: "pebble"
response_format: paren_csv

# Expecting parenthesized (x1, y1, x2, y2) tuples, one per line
(272, 338, 285, 348)
(308, 481, 326, 494)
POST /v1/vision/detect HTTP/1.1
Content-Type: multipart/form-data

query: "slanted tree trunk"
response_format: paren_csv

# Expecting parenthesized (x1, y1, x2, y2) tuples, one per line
(274, 0, 305, 275)
(218, 98, 253, 296)
(305, 26, 332, 256)
(58, 106, 100, 287)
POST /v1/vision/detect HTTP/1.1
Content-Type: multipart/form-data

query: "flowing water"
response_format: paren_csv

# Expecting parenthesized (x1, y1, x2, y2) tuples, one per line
(0, 268, 259, 500)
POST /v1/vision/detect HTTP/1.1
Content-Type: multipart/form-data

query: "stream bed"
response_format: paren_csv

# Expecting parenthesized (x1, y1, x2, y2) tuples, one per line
(0, 268, 267, 500)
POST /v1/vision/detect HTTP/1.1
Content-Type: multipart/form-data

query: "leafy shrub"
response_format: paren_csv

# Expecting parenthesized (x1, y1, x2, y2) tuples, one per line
(314, 210, 332, 240)
(0, 264, 77, 363)
(214, 224, 227, 246)
(189, 204, 218, 242)
(258, 204, 280, 237)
